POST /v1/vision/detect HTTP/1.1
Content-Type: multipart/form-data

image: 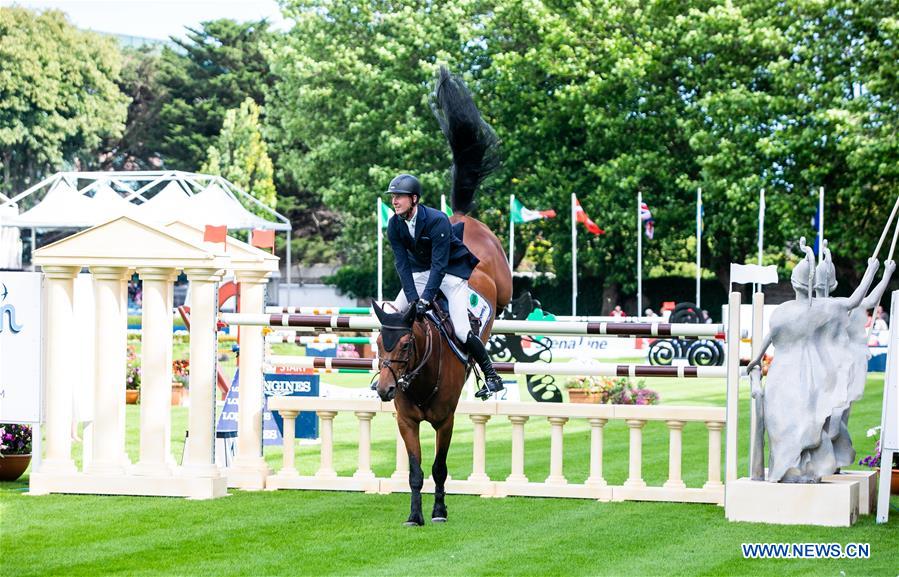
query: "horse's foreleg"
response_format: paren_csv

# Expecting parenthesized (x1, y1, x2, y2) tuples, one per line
(398, 417, 424, 526)
(431, 416, 455, 522)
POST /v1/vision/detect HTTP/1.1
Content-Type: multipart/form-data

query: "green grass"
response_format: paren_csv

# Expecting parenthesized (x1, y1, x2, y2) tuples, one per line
(2, 367, 897, 576)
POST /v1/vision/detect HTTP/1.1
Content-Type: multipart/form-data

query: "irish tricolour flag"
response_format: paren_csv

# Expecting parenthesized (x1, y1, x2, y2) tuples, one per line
(511, 198, 556, 223)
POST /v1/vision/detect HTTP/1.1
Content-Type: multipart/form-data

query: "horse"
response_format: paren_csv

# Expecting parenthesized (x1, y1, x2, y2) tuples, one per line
(372, 216, 511, 526)
(372, 66, 512, 526)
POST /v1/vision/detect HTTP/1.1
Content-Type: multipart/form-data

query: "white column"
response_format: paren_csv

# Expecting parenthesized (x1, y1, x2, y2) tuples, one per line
(392, 416, 409, 481)
(546, 416, 568, 485)
(725, 291, 741, 482)
(182, 267, 222, 477)
(663, 420, 686, 489)
(585, 418, 607, 487)
(468, 414, 490, 483)
(315, 411, 338, 479)
(276, 410, 299, 478)
(749, 291, 765, 476)
(624, 419, 647, 488)
(85, 266, 130, 475)
(353, 411, 376, 480)
(506, 415, 528, 483)
(231, 271, 270, 476)
(134, 268, 177, 475)
(36, 266, 81, 474)
(705, 421, 724, 489)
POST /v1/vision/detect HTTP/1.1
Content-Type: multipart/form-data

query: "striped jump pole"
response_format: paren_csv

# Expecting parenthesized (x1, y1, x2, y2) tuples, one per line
(222, 313, 726, 339)
(265, 306, 371, 315)
(265, 334, 378, 346)
(264, 355, 731, 379)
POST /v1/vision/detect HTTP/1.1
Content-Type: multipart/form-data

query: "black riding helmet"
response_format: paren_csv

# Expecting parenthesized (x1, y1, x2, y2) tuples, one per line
(385, 174, 421, 199)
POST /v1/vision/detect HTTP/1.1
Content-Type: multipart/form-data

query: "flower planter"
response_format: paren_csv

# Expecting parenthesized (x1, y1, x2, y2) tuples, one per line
(125, 390, 140, 404)
(0, 454, 32, 482)
(880, 468, 899, 495)
(567, 389, 603, 404)
(171, 383, 188, 406)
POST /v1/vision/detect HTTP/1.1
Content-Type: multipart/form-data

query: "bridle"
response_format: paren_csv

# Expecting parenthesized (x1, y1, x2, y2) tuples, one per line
(380, 316, 442, 399)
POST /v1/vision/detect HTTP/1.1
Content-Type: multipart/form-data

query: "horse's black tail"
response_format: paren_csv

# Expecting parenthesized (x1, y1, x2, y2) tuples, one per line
(430, 66, 500, 215)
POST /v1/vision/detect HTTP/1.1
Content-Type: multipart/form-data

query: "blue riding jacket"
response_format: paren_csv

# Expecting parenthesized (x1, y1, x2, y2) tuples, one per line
(387, 204, 479, 303)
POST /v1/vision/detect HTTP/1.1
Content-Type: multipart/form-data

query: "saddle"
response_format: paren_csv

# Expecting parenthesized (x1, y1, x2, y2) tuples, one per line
(425, 293, 482, 364)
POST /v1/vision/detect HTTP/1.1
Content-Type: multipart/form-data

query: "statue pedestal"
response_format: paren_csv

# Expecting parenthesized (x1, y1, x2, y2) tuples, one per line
(725, 476, 860, 527)
(822, 469, 878, 515)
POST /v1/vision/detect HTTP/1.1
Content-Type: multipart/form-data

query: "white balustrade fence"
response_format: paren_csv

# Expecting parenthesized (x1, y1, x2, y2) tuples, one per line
(266, 398, 726, 504)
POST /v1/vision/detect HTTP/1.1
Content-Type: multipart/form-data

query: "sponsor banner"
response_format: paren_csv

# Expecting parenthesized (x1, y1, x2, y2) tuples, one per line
(521, 335, 646, 359)
(0, 272, 43, 423)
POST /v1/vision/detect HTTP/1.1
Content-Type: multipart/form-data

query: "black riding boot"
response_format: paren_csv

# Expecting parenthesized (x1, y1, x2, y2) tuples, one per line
(466, 332, 504, 400)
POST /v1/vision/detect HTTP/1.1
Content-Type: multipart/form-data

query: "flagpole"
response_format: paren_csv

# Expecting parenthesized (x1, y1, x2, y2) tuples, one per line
(637, 191, 642, 317)
(377, 197, 383, 302)
(509, 194, 515, 273)
(696, 187, 702, 309)
(756, 188, 765, 294)
(818, 186, 824, 260)
(571, 193, 577, 316)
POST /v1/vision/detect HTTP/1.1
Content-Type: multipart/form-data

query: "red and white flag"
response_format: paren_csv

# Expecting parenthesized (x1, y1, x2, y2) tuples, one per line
(640, 202, 654, 239)
(574, 197, 604, 236)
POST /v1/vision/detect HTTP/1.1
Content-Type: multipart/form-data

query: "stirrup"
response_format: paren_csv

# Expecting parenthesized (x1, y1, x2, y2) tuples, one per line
(475, 376, 504, 400)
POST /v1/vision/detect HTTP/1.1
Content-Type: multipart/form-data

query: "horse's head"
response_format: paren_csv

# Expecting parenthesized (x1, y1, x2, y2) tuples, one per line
(372, 301, 420, 402)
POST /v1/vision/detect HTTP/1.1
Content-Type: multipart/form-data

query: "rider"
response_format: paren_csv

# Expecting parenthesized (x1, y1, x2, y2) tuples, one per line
(384, 173, 505, 400)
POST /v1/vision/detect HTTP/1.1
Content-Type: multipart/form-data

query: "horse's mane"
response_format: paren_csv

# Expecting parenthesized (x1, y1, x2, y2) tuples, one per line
(429, 66, 500, 215)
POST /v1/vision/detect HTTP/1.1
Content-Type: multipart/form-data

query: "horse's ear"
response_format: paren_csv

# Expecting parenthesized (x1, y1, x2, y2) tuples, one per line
(371, 300, 386, 323)
(402, 303, 416, 325)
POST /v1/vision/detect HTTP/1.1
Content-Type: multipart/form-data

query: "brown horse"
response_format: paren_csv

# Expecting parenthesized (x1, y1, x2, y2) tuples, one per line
(373, 216, 511, 526)
(373, 66, 512, 526)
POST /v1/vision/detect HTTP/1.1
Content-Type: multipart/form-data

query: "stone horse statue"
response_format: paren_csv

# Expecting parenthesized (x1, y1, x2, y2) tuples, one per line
(372, 67, 512, 526)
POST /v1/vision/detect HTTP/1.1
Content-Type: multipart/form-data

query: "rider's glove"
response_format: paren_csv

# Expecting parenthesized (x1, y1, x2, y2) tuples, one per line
(415, 299, 430, 316)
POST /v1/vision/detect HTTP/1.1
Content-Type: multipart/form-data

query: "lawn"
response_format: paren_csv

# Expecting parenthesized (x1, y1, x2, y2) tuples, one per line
(2, 356, 897, 576)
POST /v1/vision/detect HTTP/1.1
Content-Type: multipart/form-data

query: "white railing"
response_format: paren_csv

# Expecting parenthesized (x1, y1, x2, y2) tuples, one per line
(266, 398, 726, 504)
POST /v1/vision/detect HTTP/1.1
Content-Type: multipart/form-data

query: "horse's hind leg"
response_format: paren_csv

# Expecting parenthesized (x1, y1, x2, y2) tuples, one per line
(398, 417, 425, 526)
(431, 416, 455, 522)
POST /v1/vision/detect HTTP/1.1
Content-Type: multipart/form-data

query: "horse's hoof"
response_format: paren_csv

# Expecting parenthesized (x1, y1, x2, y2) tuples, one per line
(432, 517, 447, 523)
(404, 519, 424, 527)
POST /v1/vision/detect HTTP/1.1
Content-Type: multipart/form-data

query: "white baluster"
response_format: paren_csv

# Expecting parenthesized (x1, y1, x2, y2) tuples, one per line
(663, 420, 686, 489)
(353, 411, 376, 480)
(585, 418, 607, 487)
(468, 414, 491, 483)
(315, 410, 338, 479)
(278, 410, 299, 478)
(624, 419, 647, 488)
(704, 420, 724, 489)
(506, 415, 529, 483)
(546, 416, 568, 485)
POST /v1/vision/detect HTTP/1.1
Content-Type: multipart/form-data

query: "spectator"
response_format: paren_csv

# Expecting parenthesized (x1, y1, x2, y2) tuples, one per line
(875, 305, 890, 327)
(610, 305, 626, 318)
(701, 309, 712, 324)
(644, 307, 658, 318)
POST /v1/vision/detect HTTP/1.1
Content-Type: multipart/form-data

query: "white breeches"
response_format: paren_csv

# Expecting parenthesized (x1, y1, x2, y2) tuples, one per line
(394, 272, 471, 341)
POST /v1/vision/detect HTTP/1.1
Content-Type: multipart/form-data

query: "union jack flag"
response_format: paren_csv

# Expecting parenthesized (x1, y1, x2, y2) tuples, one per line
(640, 202, 654, 239)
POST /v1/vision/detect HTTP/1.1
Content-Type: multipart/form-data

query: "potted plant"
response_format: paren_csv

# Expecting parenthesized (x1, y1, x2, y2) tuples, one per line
(858, 425, 899, 495)
(171, 358, 189, 406)
(0, 424, 33, 481)
(607, 377, 660, 405)
(565, 375, 610, 404)
(125, 345, 141, 404)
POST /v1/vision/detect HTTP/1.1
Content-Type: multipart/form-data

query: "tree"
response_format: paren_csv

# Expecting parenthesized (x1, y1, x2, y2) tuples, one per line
(0, 7, 128, 198)
(151, 19, 274, 171)
(98, 45, 166, 171)
(201, 98, 277, 216)
(267, 0, 491, 289)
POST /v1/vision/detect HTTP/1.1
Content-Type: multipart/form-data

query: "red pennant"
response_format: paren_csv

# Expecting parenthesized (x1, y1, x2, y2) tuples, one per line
(251, 229, 275, 250)
(574, 198, 604, 235)
(203, 224, 227, 243)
